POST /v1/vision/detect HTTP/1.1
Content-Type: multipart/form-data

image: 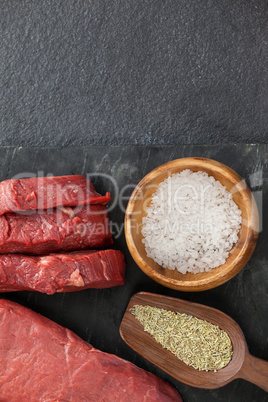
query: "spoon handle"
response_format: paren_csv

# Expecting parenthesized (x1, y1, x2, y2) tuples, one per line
(238, 353, 268, 392)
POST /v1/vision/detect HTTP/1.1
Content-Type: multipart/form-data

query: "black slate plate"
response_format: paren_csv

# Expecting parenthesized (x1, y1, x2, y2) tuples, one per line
(1, 145, 267, 402)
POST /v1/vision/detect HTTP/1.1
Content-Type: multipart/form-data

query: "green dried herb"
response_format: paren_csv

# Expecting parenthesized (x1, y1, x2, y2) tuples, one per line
(131, 305, 233, 372)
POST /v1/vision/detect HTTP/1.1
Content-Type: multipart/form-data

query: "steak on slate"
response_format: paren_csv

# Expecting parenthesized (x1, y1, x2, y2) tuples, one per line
(0, 250, 125, 294)
(0, 175, 110, 214)
(0, 205, 112, 254)
(0, 300, 182, 402)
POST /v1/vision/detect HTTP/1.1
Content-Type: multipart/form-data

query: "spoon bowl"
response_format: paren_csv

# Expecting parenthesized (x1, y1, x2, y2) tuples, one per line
(120, 292, 268, 391)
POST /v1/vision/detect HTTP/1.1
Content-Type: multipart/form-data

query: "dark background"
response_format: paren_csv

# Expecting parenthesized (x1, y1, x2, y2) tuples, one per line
(0, 1, 268, 401)
(0, 0, 267, 146)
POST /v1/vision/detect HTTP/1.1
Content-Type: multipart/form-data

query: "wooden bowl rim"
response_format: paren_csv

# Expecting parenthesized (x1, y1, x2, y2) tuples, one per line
(125, 157, 259, 291)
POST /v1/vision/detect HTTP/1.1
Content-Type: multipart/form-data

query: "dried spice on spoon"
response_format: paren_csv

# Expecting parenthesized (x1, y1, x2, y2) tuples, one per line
(131, 305, 233, 372)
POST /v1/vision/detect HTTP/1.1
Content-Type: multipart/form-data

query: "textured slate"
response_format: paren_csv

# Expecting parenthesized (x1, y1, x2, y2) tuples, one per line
(1, 145, 267, 402)
(0, 0, 268, 146)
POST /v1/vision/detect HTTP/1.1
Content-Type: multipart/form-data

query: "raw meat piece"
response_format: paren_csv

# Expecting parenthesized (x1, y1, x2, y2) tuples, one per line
(0, 250, 125, 294)
(0, 205, 112, 254)
(0, 299, 182, 402)
(0, 175, 110, 214)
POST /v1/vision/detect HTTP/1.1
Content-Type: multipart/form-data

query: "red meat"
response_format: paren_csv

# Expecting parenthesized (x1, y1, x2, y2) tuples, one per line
(0, 205, 112, 254)
(0, 250, 125, 294)
(0, 299, 182, 401)
(0, 175, 111, 214)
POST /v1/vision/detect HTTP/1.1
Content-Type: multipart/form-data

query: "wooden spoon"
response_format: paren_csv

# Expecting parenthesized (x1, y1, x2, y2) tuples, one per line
(120, 292, 268, 391)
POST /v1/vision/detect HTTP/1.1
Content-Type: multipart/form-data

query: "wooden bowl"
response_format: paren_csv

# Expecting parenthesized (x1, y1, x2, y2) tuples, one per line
(125, 157, 259, 292)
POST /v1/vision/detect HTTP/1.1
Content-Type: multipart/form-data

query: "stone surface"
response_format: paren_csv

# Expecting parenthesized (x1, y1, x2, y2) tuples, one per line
(1, 145, 267, 402)
(0, 1, 267, 146)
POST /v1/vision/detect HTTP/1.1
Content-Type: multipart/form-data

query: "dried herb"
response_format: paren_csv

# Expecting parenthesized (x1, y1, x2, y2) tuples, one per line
(131, 305, 233, 372)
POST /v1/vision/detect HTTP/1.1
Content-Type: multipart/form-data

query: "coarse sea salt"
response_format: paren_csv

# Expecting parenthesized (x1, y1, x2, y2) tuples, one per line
(141, 169, 242, 274)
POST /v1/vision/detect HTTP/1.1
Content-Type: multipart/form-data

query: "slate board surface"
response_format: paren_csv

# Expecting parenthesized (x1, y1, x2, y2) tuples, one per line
(0, 0, 268, 146)
(0, 145, 267, 402)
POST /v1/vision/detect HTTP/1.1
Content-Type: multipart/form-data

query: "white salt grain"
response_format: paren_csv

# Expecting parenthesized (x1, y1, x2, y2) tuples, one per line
(142, 170, 242, 274)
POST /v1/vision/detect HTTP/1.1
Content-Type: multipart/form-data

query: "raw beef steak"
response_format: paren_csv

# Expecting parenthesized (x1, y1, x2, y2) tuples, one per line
(0, 250, 125, 294)
(0, 175, 110, 214)
(0, 300, 182, 401)
(0, 205, 112, 254)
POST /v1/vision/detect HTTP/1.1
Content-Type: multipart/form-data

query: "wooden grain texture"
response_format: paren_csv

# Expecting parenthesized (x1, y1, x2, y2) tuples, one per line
(125, 157, 259, 291)
(120, 292, 268, 391)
